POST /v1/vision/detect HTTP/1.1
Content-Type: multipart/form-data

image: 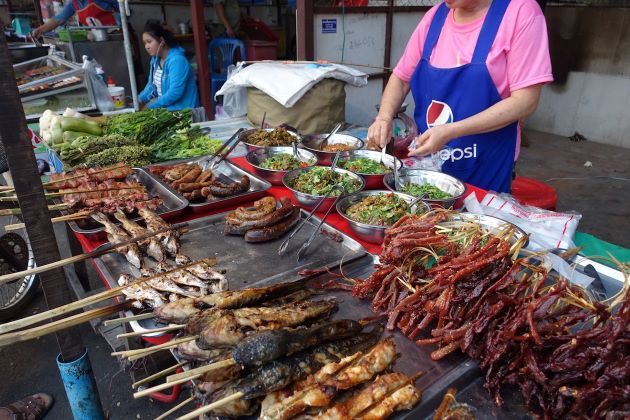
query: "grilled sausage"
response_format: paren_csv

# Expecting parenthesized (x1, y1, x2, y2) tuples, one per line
(178, 180, 215, 192)
(209, 175, 251, 197)
(183, 189, 203, 201)
(234, 197, 277, 221)
(224, 198, 293, 235)
(244, 207, 300, 243)
(195, 170, 215, 183)
(171, 166, 202, 188)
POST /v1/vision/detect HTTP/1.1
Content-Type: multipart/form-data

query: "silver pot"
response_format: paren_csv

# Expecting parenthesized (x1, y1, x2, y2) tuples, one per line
(383, 168, 466, 209)
(336, 190, 431, 244)
(301, 133, 365, 165)
(239, 128, 303, 152)
(246, 146, 317, 186)
(337, 149, 402, 190)
(283, 167, 365, 213)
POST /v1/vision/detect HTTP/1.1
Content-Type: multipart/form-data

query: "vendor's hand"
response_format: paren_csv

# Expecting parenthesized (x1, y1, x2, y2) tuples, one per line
(408, 124, 457, 157)
(226, 27, 236, 38)
(30, 27, 43, 40)
(367, 116, 392, 149)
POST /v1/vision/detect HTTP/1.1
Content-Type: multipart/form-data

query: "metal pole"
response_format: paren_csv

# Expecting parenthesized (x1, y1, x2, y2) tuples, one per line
(191, 0, 212, 119)
(0, 29, 104, 416)
(118, 0, 139, 110)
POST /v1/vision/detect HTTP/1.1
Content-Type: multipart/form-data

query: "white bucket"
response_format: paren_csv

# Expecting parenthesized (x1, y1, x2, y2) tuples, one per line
(108, 86, 125, 109)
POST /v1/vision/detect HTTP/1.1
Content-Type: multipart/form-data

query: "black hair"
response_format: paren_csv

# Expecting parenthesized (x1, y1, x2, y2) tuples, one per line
(143, 20, 178, 47)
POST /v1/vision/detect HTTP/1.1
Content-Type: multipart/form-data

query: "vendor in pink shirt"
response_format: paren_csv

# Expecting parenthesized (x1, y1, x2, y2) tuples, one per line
(368, 0, 553, 192)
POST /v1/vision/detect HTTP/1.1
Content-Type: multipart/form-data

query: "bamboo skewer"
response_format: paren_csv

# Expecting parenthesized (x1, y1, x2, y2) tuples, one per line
(112, 335, 198, 358)
(132, 362, 187, 389)
(0, 186, 145, 202)
(154, 396, 194, 420)
(0, 248, 196, 334)
(0, 222, 188, 286)
(0, 301, 130, 347)
(4, 211, 92, 232)
(133, 376, 193, 399)
(0, 203, 67, 216)
(167, 359, 237, 383)
(177, 392, 245, 420)
(116, 324, 185, 339)
(103, 312, 154, 327)
(126, 339, 195, 362)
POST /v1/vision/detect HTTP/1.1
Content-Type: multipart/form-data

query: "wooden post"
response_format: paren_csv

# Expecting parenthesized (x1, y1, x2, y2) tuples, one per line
(191, 0, 213, 119)
(296, 0, 314, 61)
(0, 32, 84, 362)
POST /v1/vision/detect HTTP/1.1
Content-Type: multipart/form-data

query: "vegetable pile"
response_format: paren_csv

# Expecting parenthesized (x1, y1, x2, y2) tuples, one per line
(150, 126, 223, 162)
(339, 157, 389, 174)
(345, 193, 410, 226)
(290, 167, 361, 196)
(260, 153, 312, 171)
(103, 108, 192, 146)
(402, 182, 453, 199)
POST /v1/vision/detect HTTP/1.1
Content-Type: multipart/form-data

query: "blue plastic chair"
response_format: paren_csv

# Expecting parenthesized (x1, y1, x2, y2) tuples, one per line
(207, 38, 246, 105)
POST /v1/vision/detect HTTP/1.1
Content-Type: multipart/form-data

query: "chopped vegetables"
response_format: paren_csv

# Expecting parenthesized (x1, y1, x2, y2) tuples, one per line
(151, 127, 223, 162)
(345, 193, 409, 226)
(260, 153, 313, 171)
(401, 182, 453, 199)
(339, 157, 389, 174)
(322, 143, 354, 152)
(291, 167, 361, 196)
(245, 127, 296, 147)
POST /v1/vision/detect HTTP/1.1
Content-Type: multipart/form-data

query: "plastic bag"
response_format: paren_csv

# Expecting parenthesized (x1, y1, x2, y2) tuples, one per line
(82, 56, 114, 112)
(222, 64, 247, 118)
(464, 191, 582, 251)
(401, 139, 446, 171)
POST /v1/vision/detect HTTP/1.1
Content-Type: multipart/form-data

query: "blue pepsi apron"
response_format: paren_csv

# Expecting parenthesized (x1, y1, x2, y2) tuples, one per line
(409, 0, 516, 193)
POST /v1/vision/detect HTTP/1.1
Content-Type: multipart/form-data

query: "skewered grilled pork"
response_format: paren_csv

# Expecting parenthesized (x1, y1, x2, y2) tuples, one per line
(47, 164, 133, 189)
(114, 209, 166, 262)
(92, 212, 143, 268)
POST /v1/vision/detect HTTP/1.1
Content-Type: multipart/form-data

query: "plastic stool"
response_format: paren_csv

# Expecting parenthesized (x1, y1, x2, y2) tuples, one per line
(512, 176, 557, 211)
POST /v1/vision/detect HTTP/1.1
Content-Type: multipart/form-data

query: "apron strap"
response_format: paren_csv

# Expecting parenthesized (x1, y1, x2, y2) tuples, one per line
(421, 3, 450, 61)
(471, 0, 511, 63)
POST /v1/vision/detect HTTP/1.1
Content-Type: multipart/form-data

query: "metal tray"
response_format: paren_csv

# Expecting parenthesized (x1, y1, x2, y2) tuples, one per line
(65, 167, 188, 240)
(146, 160, 272, 213)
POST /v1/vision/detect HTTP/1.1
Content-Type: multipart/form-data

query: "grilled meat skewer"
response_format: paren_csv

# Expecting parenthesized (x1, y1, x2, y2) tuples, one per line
(358, 384, 421, 420)
(91, 212, 143, 268)
(114, 209, 166, 262)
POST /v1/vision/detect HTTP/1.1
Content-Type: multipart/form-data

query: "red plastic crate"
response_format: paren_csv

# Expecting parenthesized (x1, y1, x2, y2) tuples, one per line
(245, 40, 278, 61)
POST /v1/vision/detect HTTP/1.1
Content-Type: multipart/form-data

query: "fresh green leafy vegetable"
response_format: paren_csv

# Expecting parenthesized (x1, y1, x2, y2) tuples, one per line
(59, 134, 136, 167)
(83, 145, 151, 167)
(260, 153, 313, 171)
(345, 193, 409, 226)
(338, 157, 389, 174)
(402, 182, 453, 199)
(103, 109, 192, 146)
(151, 126, 223, 162)
(291, 167, 361, 196)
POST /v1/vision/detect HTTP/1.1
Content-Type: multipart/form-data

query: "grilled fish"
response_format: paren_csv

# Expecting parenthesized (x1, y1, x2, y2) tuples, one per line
(176, 341, 228, 362)
(114, 209, 166, 262)
(138, 207, 180, 256)
(197, 299, 339, 349)
(92, 212, 143, 268)
(117, 274, 164, 309)
(358, 384, 421, 420)
(140, 268, 199, 298)
(153, 279, 309, 324)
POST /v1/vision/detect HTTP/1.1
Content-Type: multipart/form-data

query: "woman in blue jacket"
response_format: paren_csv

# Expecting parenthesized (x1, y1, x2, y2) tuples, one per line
(139, 21, 200, 111)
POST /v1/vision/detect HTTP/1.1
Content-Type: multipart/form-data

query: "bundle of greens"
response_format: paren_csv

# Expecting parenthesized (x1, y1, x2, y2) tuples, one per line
(151, 126, 223, 162)
(59, 134, 135, 167)
(83, 145, 151, 168)
(103, 108, 192, 146)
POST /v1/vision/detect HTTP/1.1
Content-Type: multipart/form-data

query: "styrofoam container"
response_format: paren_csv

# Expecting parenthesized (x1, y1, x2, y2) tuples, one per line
(108, 86, 125, 109)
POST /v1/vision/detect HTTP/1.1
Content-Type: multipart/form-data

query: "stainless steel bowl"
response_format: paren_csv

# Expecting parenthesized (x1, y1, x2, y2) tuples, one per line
(239, 127, 303, 152)
(283, 167, 365, 213)
(336, 190, 432, 244)
(301, 133, 365, 165)
(441, 212, 528, 247)
(246, 146, 317, 186)
(383, 168, 466, 209)
(337, 149, 402, 190)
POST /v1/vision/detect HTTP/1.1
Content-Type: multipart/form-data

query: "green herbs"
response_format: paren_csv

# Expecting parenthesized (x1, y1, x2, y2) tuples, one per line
(402, 182, 453, 200)
(260, 154, 312, 171)
(151, 127, 223, 162)
(339, 157, 389, 174)
(103, 108, 192, 146)
(59, 134, 136, 167)
(346, 193, 409, 226)
(291, 167, 361, 196)
(83, 145, 151, 168)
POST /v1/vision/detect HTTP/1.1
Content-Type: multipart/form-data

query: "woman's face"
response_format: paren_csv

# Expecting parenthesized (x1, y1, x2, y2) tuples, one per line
(142, 33, 162, 57)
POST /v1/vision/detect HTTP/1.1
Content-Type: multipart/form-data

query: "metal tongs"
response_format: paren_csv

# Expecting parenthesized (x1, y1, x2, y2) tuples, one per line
(195, 127, 245, 171)
(278, 153, 342, 256)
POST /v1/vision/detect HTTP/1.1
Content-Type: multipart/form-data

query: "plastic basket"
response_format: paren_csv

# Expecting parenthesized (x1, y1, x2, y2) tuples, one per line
(57, 29, 88, 42)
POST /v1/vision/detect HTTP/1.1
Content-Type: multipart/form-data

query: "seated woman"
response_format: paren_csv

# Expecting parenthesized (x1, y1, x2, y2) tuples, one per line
(139, 20, 200, 111)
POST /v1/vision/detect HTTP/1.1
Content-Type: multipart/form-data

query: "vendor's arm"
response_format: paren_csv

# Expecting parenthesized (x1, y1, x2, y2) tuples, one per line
(367, 74, 410, 148)
(409, 85, 543, 156)
(32, 18, 63, 38)
(148, 57, 191, 109)
(215, 2, 235, 37)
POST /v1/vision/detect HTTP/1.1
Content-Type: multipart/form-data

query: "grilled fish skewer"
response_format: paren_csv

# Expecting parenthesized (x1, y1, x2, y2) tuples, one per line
(140, 268, 199, 298)
(155, 261, 227, 295)
(114, 208, 166, 262)
(91, 212, 143, 268)
(118, 274, 165, 309)
(139, 207, 180, 256)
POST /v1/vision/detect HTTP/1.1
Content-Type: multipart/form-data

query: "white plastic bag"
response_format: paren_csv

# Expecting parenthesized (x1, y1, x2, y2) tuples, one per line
(222, 64, 247, 118)
(82, 56, 114, 112)
(464, 191, 582, 251)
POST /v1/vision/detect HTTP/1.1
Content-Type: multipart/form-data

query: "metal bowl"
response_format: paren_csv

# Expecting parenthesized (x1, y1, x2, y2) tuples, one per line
(283, 167, 365, 213)
(383, 169, 466, 209)
(301, 133, 365, 165)
(336, 190, 432, 244)
(441, 212, 528, 247)
(337, 149, 402, 190)
(239, 127, 303, 152)
(246, 147, 317, 186)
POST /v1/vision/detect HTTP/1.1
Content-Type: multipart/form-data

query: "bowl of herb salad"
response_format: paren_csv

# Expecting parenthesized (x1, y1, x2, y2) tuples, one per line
(246, 146, 317, 185)
(337, 149, 402, 189)
(383, 168, 466, 209)
(336, 191, 431, 243)
(283, 166, 364, 212)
